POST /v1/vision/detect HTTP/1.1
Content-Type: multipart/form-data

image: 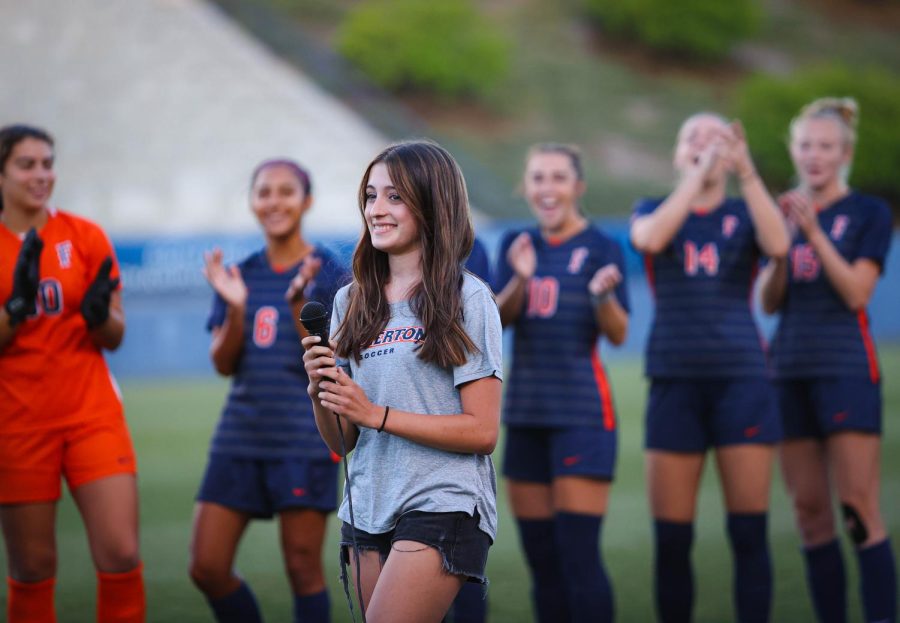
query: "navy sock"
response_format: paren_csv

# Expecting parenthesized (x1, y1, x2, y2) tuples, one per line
(803, 539, 847, 623)
(208, 580, 263, 623)
(726, 513, 772, 623)
(856, 538, 897, 623)
(654, 519, 694, 623)
(293, 589, 329, 623)
(517, 518, 569, 623)
(554, 512, 613, 623)
(446, 582, 486, 623)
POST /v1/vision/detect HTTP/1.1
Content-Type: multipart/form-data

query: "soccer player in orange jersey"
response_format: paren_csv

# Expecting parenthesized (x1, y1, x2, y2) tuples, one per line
(0, 125, 144, 623)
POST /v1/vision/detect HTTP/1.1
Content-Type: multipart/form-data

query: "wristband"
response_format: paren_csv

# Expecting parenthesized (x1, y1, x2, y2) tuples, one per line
(377, 405, 390, 433)
(590, 290, 612, 308)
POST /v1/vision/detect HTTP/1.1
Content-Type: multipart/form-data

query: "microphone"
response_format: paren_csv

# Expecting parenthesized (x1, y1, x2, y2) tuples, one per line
(299, 300, 329, 346)
(300, 300, 339, 385)
(299, 303, 367, 622)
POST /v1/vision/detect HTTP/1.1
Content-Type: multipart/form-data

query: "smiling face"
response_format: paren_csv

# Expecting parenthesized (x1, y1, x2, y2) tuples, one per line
(523, 151, 585, 234)
(0, 137, 56, 212)
(363, 162, 421, 257)
(250, 164, 311, 240)
(790, 116, 852, 193)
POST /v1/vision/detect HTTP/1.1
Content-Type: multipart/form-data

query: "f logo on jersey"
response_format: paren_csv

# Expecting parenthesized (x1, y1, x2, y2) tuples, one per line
(568, 247, 589, 274)
(830, 215, 849, 241)
(722, 215, 739, 239)
(55, 241, 73, 268)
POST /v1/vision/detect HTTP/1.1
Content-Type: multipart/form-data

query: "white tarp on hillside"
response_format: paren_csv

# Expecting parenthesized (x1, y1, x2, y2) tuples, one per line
(0, 0, 387, 236)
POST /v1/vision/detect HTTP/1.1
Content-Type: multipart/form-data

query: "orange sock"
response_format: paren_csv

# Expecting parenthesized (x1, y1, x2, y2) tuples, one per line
(7, 576, 56, 623)
(97, 563, 146, 623)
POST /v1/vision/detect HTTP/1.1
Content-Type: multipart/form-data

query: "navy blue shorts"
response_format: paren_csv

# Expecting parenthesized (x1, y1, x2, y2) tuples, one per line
(777, 377, 882, 439)
(340, 508, 491, 585)
(502, 425, 616, 482)
(645, 378, 781, 452)
(197, 453, 339, 518)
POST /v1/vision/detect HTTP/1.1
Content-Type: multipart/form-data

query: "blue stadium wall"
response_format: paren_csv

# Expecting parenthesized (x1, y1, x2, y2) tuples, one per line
(106, 222, 900, 378)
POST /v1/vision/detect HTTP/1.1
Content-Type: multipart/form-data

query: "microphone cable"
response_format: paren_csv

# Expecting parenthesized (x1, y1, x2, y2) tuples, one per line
(336, 410, 367, 623)
(299, 301, 367, 622)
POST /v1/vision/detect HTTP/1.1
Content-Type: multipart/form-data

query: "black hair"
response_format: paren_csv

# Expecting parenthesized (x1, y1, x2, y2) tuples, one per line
(250, 158, 312, 196)
(0, 124, 55, 212)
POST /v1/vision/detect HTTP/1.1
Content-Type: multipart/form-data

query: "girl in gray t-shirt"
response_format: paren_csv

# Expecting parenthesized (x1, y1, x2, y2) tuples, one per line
(302, 140, 502, 623)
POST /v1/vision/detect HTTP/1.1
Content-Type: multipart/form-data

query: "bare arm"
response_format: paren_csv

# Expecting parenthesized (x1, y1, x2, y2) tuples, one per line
(588, 263, 628, 345)
(495, 232, 535, 326)
(806, 230, 881, 312)
(286, 255, 323, 339)
(0, 309, 16, 350)
(729, 121, 790, 259)
(594, 297, 628, 346)
(757, 258, 789, 314)
(203, 248, 248, 376)
(740, 175, 790, 260)
(316, 366, 502, 456)
(88, 290, 125, 350)
(788, 193, 881, 311)
(495, 275, 528, 327)
(209, 305, 246, 375)
(630, 172, 704, 254)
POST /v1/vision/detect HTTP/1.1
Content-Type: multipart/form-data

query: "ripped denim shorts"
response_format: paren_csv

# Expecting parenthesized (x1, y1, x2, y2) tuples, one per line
(339, 508, 492, 585)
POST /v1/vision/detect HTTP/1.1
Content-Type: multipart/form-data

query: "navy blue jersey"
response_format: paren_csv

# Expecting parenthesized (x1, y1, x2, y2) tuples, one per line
(466, 237, 492, 283)
(771, 192, 892, 381)
(494, 226, 629, 428)
(206, 246, 349, 458)
(635, 197, 767, 378)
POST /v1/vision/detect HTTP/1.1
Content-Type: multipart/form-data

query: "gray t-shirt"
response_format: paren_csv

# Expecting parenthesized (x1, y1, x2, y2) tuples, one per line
(330, 273, 502, 540)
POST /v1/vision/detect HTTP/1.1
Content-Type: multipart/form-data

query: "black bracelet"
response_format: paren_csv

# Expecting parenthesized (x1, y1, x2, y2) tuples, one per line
(377, 405, 390, 433)
(590, 290, 613, 308)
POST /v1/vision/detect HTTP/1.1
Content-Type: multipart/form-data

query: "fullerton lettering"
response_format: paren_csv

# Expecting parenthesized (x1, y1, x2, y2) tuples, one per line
(370, 326, 425, 348)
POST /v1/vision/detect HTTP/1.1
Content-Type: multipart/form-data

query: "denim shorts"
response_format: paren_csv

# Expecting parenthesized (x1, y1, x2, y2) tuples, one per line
(340, 508, 492, 585)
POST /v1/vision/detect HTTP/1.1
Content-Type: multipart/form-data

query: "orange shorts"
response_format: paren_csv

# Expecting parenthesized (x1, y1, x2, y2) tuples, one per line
(0, 416, 137, 504)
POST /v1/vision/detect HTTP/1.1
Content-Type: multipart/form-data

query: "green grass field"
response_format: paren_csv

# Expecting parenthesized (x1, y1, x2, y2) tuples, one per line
(3, 347, 899, 622)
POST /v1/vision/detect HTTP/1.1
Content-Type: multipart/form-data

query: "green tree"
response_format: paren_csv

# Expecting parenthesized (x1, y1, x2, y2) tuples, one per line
(585, 0, 762, 61)
(337, 0, 509, 99)
(734, 65, 900, 206)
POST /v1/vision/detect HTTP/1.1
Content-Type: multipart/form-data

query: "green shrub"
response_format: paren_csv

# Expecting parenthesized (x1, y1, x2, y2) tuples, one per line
(336, 0, 509, 98)
(734, 65, 900, 204)
(584, 0, 762, 61)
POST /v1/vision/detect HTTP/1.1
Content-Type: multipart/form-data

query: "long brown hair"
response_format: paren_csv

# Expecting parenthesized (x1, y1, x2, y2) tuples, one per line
(335, 140, 477, 367)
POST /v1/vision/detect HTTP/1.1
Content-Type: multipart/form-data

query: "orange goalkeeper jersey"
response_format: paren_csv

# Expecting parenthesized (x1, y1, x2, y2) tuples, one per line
(0, 208, 123, 432)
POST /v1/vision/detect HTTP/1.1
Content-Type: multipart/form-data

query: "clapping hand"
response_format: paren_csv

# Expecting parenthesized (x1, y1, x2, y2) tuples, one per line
(779, 190, 819, 239)
(81, 256, 120, 329)
(507, 232, 537, 280)
(588, 263, 622, 306)
(4, 228, 44, 327)
(203, 248, 247, 308)
(286, 254, 323, 303)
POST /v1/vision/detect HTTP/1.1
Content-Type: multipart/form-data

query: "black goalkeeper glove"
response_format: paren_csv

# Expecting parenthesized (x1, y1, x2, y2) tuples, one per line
(4, 227, 43, 327)
(81, 256, 119, 329)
